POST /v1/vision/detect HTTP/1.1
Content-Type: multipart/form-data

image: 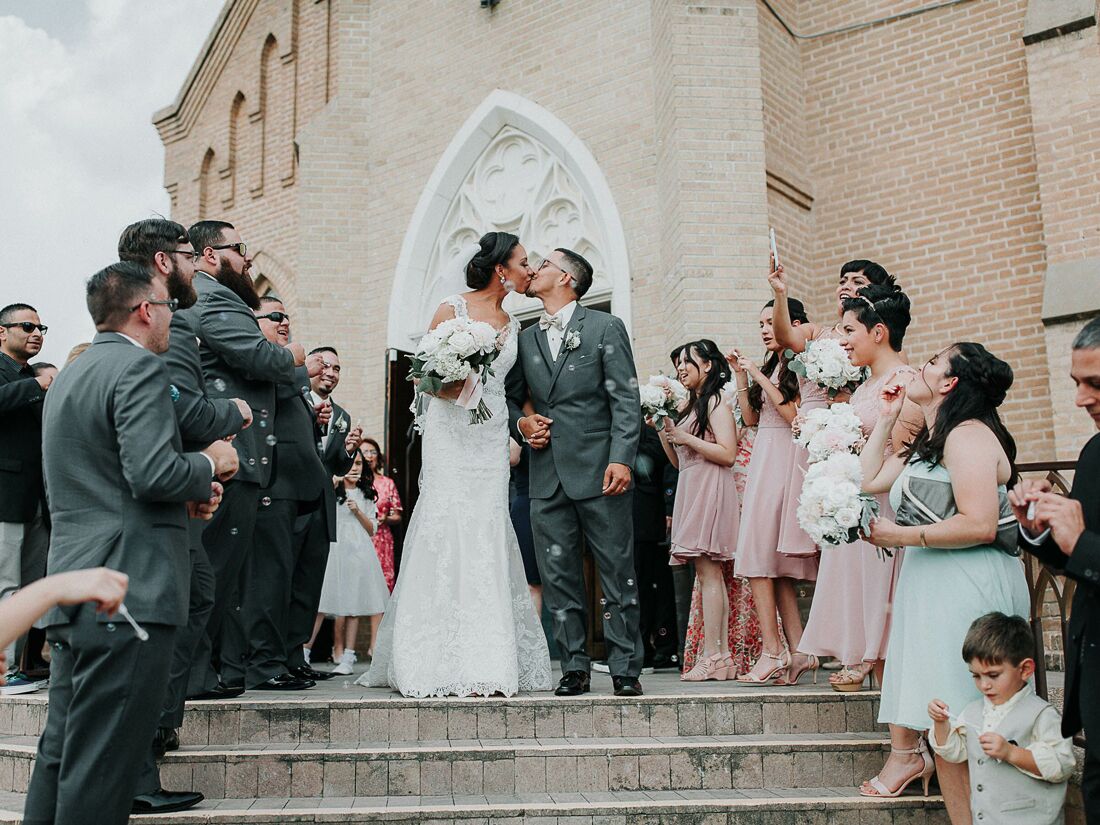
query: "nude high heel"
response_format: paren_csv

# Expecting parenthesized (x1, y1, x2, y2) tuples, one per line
(859, 738, 935, 798)
(735, 650, 791, 685)
(681, 652, 726, 682)
(777, 653, 819, 686)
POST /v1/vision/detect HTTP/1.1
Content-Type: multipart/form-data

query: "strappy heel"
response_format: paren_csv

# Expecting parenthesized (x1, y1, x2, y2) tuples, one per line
(859, 738, 935, 798)
(830, 663, 875, 692)
(777, 653, 819, 686)
(735, 650, 791, 685)
(681, 652, 727, 682)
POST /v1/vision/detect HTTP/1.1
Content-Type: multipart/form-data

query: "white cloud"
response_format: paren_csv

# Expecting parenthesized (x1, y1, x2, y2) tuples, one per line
(0, 1, 223, 363)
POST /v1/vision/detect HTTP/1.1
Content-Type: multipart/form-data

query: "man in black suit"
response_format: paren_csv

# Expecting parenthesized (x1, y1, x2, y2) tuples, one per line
(23, 262, 237, 825)
(231, 301, 359, 689)
(181, 221, 323, 698)
(0, 303, 51, 679)
(1014, 315, 1100, 823)
(118, 219, 252, 813)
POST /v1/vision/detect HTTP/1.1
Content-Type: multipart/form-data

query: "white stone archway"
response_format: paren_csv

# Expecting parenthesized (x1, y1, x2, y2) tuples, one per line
(387, 90, 631, 351)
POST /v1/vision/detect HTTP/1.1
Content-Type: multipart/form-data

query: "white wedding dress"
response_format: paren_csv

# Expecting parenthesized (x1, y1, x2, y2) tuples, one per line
(360, 294, 552, 697)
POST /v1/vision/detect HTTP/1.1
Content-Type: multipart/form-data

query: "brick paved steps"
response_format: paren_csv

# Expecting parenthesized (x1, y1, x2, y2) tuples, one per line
(0, 788, 949, 824)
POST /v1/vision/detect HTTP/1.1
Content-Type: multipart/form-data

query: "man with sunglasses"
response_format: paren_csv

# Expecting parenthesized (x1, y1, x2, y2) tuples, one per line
(0, 303, 52, 690)
(118, 219, 254, 814)
(180, 220, 322, 702)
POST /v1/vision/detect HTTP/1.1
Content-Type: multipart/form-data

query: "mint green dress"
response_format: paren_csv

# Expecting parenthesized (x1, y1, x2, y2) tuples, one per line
(877, 459, 1029, 731)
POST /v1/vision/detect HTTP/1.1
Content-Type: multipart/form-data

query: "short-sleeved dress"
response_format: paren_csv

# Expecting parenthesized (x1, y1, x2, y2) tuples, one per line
(878, 459, 1029, 731)
(668, 410, 740, 564)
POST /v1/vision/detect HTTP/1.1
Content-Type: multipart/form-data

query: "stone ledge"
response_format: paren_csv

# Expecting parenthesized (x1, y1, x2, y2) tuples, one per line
(1042, 257, 1100, 324)
(1024, 0, 1097, 45)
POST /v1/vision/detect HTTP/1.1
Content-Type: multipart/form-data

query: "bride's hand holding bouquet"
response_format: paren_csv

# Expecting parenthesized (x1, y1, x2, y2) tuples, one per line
(409, 317, 502, 424)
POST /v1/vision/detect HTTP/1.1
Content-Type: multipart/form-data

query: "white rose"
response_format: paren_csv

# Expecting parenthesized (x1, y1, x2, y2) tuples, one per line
(468, 322, 498, 351)
(834, 506, 861, 529)
(447, 330, 477, 357)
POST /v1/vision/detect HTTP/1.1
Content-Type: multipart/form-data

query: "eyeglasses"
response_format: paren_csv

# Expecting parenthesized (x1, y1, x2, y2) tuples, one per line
(210, 242, 248, 257)
(257, 311, 290, 323)
(1, 322, 48, 334)
(167, 249, 200, 262)
(537, 259, 566, 274)
(128, 298, 179, 314)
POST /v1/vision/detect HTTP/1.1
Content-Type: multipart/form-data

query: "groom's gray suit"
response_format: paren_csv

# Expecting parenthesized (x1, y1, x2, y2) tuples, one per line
(506, 304, 644, 677)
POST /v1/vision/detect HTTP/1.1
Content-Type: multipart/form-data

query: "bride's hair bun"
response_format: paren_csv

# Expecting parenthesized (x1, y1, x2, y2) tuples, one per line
(466, 232, 520, 290)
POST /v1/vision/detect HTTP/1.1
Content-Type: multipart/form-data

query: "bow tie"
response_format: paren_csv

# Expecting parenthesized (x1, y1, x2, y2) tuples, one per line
(539, 312, 564, 331)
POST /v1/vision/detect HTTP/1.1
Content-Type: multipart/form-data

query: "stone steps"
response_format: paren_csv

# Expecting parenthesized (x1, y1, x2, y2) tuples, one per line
(0, 788, 949, 824)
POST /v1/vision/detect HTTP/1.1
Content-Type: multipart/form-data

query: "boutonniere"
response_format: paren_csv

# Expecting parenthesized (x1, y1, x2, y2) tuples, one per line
(564, 330, 581, 352)
(335, 417, 348, 433)
(169, 384, 180, 403)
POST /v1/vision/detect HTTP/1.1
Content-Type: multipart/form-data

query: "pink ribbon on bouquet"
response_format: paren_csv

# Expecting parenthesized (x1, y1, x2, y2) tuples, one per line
(456, 372, 484, 411)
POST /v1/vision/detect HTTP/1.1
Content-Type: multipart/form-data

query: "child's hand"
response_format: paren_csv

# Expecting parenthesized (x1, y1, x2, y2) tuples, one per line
(927, 699, 950, 723)
(978, 732, 1013, 761)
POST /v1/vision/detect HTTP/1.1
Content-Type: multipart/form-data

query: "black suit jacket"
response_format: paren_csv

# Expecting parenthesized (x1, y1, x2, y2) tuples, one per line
(1021, 432, 1100, 737)
(0, 352, 46, 523)
(633, 424, 670, 543)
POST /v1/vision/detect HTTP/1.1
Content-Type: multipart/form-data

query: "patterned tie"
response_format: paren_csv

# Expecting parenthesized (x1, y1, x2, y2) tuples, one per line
(538, 312, 563, 331)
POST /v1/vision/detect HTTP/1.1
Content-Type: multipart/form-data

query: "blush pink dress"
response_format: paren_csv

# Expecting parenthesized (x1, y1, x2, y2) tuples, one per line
(798, 366, 915, 665)
(733, 366, 821, 581)
(668, 411, 740, 563)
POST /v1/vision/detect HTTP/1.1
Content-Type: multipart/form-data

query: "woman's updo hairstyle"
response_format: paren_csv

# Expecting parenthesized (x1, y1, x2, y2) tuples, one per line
(465, 231, 520, 290)
(841, 284, 911, 352)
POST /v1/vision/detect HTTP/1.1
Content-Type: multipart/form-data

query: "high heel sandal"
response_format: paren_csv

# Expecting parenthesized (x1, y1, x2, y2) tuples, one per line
(734, 650, 791, 685)
(830, 663, 875, 692)
(859, 738, 935, 798)
(776, 653, 819, 686)
(681, 652, 727, 682)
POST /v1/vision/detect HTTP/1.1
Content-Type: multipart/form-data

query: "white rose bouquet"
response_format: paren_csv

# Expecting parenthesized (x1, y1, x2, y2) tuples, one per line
(786, 337, 865, 399)
(639, 374, 689, 426)
(797, 452, 879, 546)
(793, 403, 866, 463)
(408, 317, 502, 426)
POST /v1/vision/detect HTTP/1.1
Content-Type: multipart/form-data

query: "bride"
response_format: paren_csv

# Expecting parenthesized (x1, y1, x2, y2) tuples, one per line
(360, 232, 553, 697)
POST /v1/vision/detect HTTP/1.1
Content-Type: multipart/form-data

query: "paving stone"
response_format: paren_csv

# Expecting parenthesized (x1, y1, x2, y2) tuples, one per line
(483, 758, 515, 795)
(734, 701, 764, 735)
(360, 708, 388, 742)
(291, 759, 323, 797)
(477, 706, 507, 739)
(817, 702, 847, 734)
(761, 702, 791, 735)
(388, 759, 421, 795)
(563, 704, 594, 738)
(329, 708, 360, 742)
(761, 752, 793, 788)
(730, 752, 764, 789)
(268, 709, 300, 743)
(788, 702, 819, 735)
(323, 759, 356, 796)
(389, 707, 419, 740)
(638, 752, 671, 790)
(420, 759, 453, 796)
(506, 706, 535, 739)
(705, 703, 737, 735)
(608, 754, 639, 791)
(256, 758, 292, 797)
(225, 760, 259, 797)
(678, 702, 706, 736)
(418, 708, 448, 740)
(700, 752, 732, 789)
(300, 708, 330, 743)
(355, 760, 388, 796)
(535, 706, 565, 739)
(620, 704, 649, 737)
(545, 755, 578, 792)
(575, 755, 610, 792)
(451, 759, 484, 795)
(515, 755, 546, 793)
(592, 705, 622, 738)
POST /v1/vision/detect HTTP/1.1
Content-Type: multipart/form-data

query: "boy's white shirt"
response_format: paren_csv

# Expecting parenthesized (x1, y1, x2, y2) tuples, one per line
(929, 684, 1076, 782)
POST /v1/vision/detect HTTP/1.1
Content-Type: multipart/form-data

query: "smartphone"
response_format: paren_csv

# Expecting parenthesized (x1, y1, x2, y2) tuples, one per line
(769, 227, 780, 270)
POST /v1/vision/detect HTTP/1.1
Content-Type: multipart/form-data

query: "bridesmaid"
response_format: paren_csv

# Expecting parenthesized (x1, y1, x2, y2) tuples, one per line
(657, 340, 741, 681)
(362, 438, 402, 591)
(799, 285, 923, 690)
(733, 298, 820, 685)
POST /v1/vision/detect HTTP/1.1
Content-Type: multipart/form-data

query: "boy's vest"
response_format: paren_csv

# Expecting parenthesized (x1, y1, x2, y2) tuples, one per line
(961, 693, 1067, 824)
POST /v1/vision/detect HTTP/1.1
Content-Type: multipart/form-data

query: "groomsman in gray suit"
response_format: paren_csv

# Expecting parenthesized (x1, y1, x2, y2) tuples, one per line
(118, 219, 251, 813)
(23, 262, 237, 825)
(506, 248, 644, 696)
(181, 220, 321, 697)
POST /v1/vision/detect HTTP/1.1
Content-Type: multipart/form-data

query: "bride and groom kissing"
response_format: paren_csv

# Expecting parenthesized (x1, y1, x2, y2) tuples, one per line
(363, 231, 646, 698)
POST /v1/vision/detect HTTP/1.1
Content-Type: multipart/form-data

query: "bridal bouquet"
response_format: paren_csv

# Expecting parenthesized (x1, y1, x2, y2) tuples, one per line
(793, 403, 866, 463)
(797, 452, 879, 546)
(409, 317, 501, 425)
(639, 374, 689, 426)
(786, 337, 865, 398)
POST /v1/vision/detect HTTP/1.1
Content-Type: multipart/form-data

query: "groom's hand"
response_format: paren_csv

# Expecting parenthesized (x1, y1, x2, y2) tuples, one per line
(602, 463, 631, 496)
(519, 414, 553, 450)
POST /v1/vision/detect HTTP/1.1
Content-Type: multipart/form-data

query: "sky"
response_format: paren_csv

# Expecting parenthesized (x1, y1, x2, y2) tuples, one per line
(0, 0, 224, 364)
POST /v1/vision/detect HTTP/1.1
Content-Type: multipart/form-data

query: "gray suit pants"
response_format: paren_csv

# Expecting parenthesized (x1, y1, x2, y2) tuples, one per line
(23, 606, 174, 825)
(530, 483, 644, 678)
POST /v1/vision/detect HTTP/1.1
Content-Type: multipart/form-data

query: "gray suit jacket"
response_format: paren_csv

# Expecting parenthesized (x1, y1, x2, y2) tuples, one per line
(41, 333, 213, 627)
(506, 305, 641, 500)
(180, 272, 297, 487)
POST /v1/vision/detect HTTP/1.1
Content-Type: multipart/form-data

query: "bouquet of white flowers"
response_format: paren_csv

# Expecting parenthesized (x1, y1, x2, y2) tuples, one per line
(793, 403, 866, 463)
(797, 452, 879, 546)
(639, 374, 689, 426)
(408, 317, 502, 426)
(786, 337, 865, 399)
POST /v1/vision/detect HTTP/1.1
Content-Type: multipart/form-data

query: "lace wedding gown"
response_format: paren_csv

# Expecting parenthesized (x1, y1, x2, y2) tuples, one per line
(360, 295, 552, 697)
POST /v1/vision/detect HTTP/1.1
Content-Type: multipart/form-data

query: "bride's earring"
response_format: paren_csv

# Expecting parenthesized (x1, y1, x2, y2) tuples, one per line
(499, 275, 507, 285)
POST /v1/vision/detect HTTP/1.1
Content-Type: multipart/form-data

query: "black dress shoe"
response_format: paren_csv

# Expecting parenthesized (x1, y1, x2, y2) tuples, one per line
(290, 665, 335, 681)
(131, 788, 204, 814)
(612, 675, 643, 696)
(251, 673, 315, 691)
(187, 682, 245, 701)
(151, 726, 179, 759)
(554, 670, 591, 696)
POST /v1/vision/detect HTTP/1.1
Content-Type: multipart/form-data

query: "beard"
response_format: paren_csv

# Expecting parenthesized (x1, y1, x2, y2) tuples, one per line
(216, 258, 260, 310)
(166, 261, 198, 310)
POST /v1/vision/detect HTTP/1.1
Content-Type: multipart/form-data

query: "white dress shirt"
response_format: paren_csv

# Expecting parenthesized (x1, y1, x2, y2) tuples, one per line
(545, 301, 578, 361)
(309, 390, 330, 449)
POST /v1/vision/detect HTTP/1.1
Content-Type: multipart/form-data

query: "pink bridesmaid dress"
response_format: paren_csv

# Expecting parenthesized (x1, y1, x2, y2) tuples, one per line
(668, 411, 739, 564)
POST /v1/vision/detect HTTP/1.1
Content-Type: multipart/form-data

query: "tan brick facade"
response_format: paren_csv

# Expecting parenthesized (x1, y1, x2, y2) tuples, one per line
(157, 0, 1100, 461)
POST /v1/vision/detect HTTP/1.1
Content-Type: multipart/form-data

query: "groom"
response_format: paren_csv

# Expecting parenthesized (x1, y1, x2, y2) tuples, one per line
(506, 248, 645, 696)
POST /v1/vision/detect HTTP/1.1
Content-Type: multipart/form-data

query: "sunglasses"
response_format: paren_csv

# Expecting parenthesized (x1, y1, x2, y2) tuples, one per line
(128, 298, 179, 314)
(257, 311, 290, 323)
(1, 322, 48, 335)
(210, 242, 248, 257)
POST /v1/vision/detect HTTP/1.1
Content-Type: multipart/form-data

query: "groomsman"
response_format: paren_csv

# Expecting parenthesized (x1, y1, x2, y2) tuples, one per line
(181, 220, 318, 697)
(22, 262, 237, 825)
(118, 219, 251, 813)
(0, 303, 51, 681)
(1014, 316, 1100, 822)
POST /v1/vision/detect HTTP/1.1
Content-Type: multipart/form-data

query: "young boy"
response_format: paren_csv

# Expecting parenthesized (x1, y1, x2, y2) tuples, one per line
(928, 612, 1075, 824)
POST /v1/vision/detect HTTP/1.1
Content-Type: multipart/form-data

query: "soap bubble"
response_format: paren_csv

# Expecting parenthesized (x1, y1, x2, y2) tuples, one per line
(603, 612, 612, 620)
(604, 344, 615, 355)
(261, 496, 272, 506)
(230, 528, 239, 536)
(567, 364, 576, 372)
(265, 435, 278, 446)
(626, 578, 634, 587)
(259, 419, 268, 428)
(604, 380, 617, 393)
(549, 544, 563, 558)
(599, 597, 606, 606)
(106, 623, 117, 633)
(213, 379, 227, 392)
(628, 377, 639, 389)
